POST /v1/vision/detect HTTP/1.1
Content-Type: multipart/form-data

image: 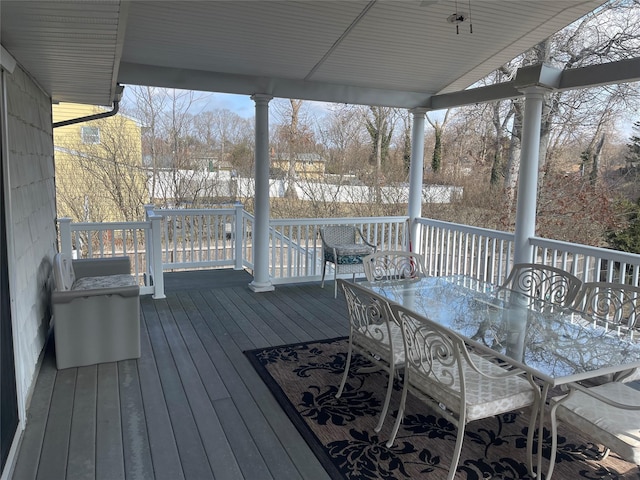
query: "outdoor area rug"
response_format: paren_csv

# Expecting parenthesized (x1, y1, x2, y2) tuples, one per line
(245, 337, 640, 480)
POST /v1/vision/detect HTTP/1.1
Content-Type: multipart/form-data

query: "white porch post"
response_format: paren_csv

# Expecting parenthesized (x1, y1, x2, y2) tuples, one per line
(407, 107, 427, 252)
(513, 86, 547, 265)
(58, 217, 73, 257)
(249, 94, 275, 292)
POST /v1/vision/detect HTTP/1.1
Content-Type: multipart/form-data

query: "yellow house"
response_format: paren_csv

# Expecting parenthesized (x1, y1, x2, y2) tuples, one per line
(53, 103, 149, 222)
(271, 152, 326, 180)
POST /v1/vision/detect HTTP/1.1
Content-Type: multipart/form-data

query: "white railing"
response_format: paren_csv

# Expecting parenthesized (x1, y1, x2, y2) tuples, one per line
(530, 237, 640, 287)
(58, 208, 640, 298)
(268, 216, 408, 284)
(414, 218, 640, 288)
(146, 204, 245, 271)
(58, 207, 408, 295)
(413, 218, 516, 285)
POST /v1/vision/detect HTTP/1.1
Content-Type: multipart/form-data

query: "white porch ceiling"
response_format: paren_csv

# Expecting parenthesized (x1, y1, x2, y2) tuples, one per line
(0, 0, 614, 109)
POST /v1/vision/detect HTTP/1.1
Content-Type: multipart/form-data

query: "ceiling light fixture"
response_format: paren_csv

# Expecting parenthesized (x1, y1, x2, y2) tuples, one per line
(448, 0, 473, 34)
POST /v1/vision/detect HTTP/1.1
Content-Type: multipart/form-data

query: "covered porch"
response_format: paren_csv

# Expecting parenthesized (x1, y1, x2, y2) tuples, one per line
(2, 1, 640, 478)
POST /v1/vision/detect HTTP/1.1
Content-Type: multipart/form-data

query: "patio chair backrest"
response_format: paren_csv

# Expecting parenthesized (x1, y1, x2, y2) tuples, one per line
(574, 282, 640, 330)
(338, 279, 400, 351)
(498, 263, 582, 309)
(363, 250, 427, 283)
(320, 225, 358, 247)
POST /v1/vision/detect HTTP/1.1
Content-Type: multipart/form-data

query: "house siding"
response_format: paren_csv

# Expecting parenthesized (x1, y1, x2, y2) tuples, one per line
(5, 64, 57, 416)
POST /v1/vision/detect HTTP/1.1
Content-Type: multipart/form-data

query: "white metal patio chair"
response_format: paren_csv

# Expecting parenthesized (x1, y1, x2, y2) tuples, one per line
(574, 281, 640, 332)
(497, 263, 583, 310)
(362, 250, 427, 283)
(386, 303, 538, 480)
(320, 225, 376, 298)
(573, 281, 640, 383)
(337, 279, 404, 433)
(548, 381, 640, 480)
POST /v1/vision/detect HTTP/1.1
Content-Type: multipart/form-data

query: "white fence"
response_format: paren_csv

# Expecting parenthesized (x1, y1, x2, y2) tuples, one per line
(58, 207, 640, 298)
(149, 170, 461, 204)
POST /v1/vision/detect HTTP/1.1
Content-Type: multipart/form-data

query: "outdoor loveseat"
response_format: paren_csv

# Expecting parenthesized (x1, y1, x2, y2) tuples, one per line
(51, 253, 140, 369)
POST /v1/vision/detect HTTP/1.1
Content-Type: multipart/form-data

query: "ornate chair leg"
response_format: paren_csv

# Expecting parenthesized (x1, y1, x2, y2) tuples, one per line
(374, 364, 395, 432)
(336, 341, 353, 398)
(446, 426, 466, 480)
(386, 376, 409, 448)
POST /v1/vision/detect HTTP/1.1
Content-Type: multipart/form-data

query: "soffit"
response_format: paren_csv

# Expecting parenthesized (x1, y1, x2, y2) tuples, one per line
(1, 0, 608, 108)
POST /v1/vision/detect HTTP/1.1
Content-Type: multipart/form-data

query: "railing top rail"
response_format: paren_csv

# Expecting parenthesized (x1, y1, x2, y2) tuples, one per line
(531, 236, 640, 263)
(69, 221, 150, 230)
(416, 217, 514, 241)
(269, 216, 408, 226)
(151, 208, 237, 216)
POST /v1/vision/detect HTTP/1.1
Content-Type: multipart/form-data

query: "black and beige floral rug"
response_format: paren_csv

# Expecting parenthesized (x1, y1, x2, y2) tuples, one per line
(245, 337, 640, 480)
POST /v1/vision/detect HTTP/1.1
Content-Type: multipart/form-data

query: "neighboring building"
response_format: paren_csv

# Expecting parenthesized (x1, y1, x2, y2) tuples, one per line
(53, 103, 149, 222)
(271, 152, 326, 180)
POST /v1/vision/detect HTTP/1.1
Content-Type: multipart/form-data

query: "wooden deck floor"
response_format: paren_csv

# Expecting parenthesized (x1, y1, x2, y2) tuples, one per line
(13, 269, 347, 480)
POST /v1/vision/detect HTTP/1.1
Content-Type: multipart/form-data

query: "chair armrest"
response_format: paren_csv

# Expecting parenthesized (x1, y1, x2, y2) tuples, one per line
(355, 229, 377, 250)
(52, 284, 140, 304)
(72, 257, 131, 279)
(561, 381, 640, 410)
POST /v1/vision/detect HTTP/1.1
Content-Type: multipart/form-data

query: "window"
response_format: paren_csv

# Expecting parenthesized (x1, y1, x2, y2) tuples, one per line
(81, 126, 100, 144)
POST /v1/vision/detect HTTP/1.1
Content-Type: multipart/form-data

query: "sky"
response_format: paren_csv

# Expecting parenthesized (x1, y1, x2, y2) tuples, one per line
(121, 85, 636, 140)
(121, 86, 335, 122)
(208, 93, 255, 118)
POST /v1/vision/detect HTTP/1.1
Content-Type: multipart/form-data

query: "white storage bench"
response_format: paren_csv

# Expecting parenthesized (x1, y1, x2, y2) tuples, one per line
(51, 253, 141, 369)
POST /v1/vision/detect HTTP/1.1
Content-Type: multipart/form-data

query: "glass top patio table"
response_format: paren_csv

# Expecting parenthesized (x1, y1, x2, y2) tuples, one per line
(363, 275, 640, 386)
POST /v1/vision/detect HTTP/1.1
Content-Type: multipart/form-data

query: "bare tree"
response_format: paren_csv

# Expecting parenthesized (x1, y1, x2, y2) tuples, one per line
(363, 106, 399, 201)
(125, 87, 230, 207)
(56, 111, 149, 222)
(426, 110, 451, 174)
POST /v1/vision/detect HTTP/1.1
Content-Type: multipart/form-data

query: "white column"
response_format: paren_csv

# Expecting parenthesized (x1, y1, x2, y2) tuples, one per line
(407, 107, 427, 252)
(513, 86, 547, 265)
(249, 94, 275, 292)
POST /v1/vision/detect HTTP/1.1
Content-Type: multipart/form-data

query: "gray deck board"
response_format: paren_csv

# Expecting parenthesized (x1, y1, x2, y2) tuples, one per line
(241, 288, 311, 344)
(147, 300, 215, 480)
(179, 290, 307, 479)
(96, 363, 125, 480)
(37, 368, 76, 480)
(159, 295, 244, 479)
(12, 342, 57, 480)
(67, 365, 97, 480)
(137, 312, 186, 480)
(118, 360, 154, 480)
(269, 288, 343, 339)
(13, 270, 344, 480)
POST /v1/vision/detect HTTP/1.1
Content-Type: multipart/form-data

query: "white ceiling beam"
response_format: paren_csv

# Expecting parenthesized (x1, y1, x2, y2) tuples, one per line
(118, 62, 434, 109)
(558, 57, 640, 91)
(428, 58, 640, 111)
(120, 57, 640, 112)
